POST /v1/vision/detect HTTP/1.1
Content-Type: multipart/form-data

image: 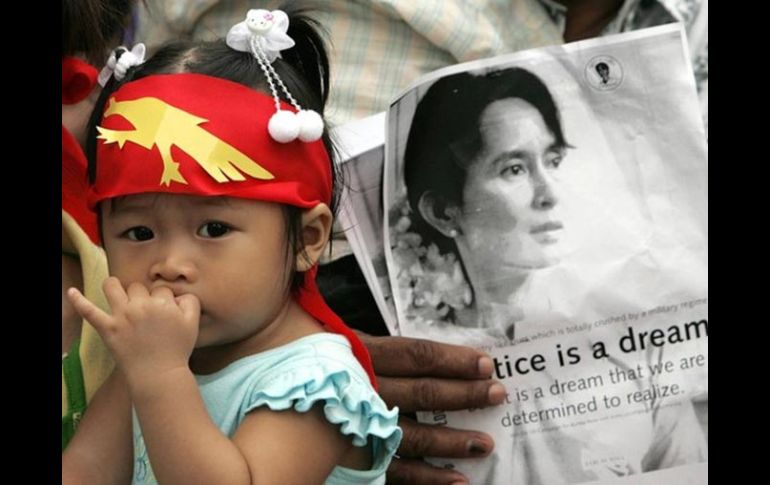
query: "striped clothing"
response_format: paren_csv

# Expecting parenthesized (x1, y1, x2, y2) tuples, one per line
(136, 0, 706, 129)
(136, 0, 563, 126)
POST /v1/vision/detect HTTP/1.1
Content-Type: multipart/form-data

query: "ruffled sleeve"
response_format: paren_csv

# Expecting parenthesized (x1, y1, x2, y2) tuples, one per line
(240, 344, 402, 476)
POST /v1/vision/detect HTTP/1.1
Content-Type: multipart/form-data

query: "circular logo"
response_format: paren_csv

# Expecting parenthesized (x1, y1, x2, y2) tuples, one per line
(585, 55, 623, 91)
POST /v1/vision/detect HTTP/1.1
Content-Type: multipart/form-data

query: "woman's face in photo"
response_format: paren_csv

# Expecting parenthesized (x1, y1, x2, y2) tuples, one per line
(455, 97, 568, 273)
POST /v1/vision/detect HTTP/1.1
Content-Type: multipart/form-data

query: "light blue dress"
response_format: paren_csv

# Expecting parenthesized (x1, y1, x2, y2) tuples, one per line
(132, 333, 402, 484)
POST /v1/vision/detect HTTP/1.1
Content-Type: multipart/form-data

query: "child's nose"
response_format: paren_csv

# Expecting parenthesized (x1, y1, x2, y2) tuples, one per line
(149, 251, 198, 283)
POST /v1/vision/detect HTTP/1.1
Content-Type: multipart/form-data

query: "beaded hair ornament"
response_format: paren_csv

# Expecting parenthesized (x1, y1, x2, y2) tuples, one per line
(226, 9, 324, 143)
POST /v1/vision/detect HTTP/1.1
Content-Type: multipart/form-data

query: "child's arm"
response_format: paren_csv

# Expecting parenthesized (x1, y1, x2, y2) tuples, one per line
(128, 366, 254, 484)
(68, 278, 355, 484)
(234, 404, 361, 483)
(131, 370, 354, 484)
(62, 369, 133, 485)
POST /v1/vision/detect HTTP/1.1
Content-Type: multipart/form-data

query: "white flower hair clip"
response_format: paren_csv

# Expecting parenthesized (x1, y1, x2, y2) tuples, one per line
(226, 9, 324, 144)
(97, 43, 146, 87)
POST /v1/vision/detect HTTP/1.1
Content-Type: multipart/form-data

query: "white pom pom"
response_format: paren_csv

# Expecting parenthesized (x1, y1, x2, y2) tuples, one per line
(268, 110, 299, 143)
(296, 110, 324, 142)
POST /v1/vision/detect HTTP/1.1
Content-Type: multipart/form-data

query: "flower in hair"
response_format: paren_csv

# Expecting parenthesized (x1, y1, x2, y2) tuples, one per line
(226, 9, 323, 144)
(390, 197, 473, 326)
(97, 43, 146, 87)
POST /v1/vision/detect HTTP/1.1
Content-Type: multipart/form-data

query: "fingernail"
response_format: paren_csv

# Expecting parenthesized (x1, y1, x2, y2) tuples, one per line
(478, 356, 493, 376)
(468, 438, 490, 456)
(450, 477, 469, 485)
(488, 383, 506, 404)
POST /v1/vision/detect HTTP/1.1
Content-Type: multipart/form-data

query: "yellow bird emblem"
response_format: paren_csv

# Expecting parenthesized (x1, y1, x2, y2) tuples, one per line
(97, 97, 274, 186)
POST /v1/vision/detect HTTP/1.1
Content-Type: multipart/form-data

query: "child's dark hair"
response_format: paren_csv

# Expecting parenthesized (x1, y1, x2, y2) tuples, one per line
(86, 4, 342, 293)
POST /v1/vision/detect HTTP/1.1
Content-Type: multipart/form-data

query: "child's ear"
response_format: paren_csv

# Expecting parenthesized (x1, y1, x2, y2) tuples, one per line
(296, 203, 333, 272)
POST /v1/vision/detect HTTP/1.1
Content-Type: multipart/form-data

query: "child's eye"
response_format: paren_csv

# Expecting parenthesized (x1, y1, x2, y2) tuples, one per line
(124, 226, 154, 241)
(198, 222, 231, 238)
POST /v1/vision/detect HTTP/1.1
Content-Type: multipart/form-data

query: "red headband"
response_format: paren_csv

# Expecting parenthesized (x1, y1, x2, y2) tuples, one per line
(91, 73, 376, 387)
(90, 74, 332, 209)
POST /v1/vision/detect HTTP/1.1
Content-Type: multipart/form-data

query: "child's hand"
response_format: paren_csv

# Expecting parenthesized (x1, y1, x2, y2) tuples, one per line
(67, 277, 200, 382)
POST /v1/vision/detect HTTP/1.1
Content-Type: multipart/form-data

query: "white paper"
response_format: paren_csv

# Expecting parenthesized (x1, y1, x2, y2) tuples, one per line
(380, 25, 707, 484)
(333, 113, 398, 331)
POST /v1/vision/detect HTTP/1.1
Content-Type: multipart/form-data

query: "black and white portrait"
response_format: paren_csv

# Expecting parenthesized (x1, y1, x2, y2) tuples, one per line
(382, 26, 708, 483)
(384, 29, 706, 349)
